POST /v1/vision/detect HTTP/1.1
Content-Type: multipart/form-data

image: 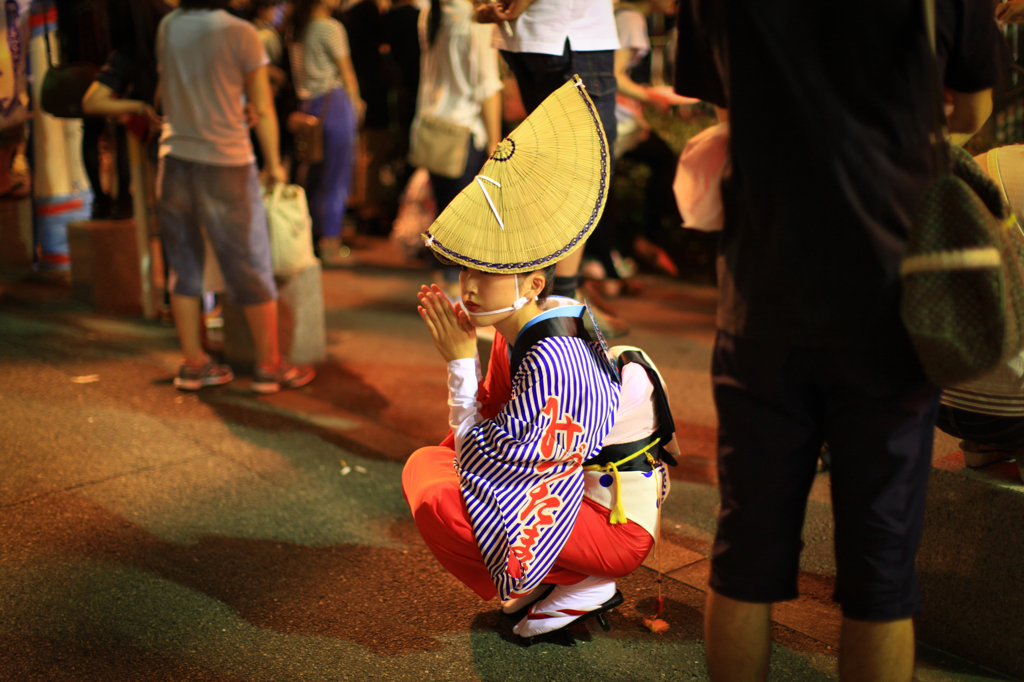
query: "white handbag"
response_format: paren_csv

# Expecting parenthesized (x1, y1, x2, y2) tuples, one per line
(264, 183, 318, 278)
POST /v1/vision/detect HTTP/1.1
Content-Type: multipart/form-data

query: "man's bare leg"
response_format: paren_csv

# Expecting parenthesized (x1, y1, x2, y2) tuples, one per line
(839, 617, 914, 682)
(170, 294, 205, 366)
(705, 589, 771, 682)
(243, 300, 280, 370)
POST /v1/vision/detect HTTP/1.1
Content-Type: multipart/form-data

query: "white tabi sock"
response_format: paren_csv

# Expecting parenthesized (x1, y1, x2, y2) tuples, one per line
(512, 576, 616, 638)
(502, 583, 552, 614)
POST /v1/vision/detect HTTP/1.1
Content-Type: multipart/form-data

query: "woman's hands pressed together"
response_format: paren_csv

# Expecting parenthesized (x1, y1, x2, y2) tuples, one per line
(418, 284, 477, 363)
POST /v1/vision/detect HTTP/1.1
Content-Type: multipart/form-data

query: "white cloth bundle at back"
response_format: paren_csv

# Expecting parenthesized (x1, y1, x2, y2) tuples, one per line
(672, 122, 729, 232)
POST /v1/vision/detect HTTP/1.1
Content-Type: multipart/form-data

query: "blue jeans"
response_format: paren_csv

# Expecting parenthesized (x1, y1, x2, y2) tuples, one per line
(157, 156, 277, 306)
(301, 88, 357, 239)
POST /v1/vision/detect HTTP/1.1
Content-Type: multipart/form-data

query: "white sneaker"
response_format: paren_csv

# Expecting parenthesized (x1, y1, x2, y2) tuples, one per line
(512, 576, 620, 638)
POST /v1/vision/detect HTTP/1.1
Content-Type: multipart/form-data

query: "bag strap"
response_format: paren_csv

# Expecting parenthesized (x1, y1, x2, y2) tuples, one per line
(991, 149, 1024, 239)
(509, 315, 583, 380)
(131, 0, 156, 96)
(41, 2, 55, 69)
(615, 349, 678, 466)
(469, 15, 479, 104)
(922, 0, 950, 175)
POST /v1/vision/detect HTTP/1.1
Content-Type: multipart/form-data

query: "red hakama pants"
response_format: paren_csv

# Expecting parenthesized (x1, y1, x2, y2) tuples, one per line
(403, 445, 654, 601)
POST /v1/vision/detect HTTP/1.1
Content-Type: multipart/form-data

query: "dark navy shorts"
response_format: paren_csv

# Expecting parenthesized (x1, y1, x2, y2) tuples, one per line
(157, 156, 277, 306)
(710, 330, 940, 621)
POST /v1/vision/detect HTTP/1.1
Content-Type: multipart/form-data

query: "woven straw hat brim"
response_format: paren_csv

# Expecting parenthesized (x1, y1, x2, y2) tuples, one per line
(424, 76, 610, 274)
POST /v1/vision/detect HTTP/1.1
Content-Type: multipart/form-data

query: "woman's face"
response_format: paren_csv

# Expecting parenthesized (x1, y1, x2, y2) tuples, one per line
(459, 268, 521, 327)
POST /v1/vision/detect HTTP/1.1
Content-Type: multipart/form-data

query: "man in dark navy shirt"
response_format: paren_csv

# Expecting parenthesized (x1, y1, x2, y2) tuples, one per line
(675, 1, 1005, 680)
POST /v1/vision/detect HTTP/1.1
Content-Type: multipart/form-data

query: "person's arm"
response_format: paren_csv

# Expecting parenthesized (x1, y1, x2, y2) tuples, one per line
(947, 88, 993, 146)
(417, 283, 481, 452)
(243, 65, 286, 184)
(82, 81, 162, 128)
(614, 47, 674, 112)
(473, 0, 538, 23)
(448, 354, 485, 451)
(996, 0, 1024, 23)
(942, 0, 1006, 144)
(336, 54, 366, 123)
(481, 90, 502, 157)
(267, 64, 288, 94)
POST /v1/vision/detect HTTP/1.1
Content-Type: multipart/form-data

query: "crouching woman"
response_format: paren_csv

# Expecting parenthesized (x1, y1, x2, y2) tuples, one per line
(401, 77, 674, 639)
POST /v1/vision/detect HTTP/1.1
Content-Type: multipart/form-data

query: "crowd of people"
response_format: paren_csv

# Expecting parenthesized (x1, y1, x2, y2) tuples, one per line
(64, 0, 694, 339)
(40, 0, 1024, 678)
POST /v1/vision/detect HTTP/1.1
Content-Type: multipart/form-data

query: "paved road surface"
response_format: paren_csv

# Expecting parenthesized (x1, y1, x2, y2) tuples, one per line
(0, 240, 1007, 681)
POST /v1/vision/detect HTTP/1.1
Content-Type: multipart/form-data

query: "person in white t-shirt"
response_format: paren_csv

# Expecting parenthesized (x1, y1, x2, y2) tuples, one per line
(157, 0, 315, 394)
(473, 0, 627, 337)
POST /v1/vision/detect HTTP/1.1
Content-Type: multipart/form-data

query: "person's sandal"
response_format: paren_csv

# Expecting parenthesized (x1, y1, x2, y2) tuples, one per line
(515, 589, 624, 639)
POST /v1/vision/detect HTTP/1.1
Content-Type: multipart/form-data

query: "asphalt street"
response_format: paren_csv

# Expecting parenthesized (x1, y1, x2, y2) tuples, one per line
(0, 237, 1006, 681)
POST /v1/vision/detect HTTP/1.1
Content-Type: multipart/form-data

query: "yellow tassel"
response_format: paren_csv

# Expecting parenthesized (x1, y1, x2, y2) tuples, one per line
(608, 463, 628, 524)
(584, 438, 661, 526)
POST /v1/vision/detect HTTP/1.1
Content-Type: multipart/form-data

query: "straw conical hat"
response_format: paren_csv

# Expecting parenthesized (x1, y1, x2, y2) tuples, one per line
(423, 75, 610, 274)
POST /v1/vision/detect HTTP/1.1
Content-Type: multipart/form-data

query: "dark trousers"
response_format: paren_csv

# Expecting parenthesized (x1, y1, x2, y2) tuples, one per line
(585, 131, 681, 279)
(620, 131, 681, 242)
(426, 142, 489, 282)
(83, 118, 131, 212)
(501, 43, 617, 278)
(590, 131, 681, 278)
(711, 330, 940, 620)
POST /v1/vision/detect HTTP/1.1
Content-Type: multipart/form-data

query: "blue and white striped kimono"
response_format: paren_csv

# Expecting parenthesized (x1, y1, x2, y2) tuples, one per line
(455, 310, 621, 600)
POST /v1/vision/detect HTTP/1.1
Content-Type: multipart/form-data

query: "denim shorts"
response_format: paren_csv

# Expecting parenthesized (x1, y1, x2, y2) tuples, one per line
(157, 156, 277, 306)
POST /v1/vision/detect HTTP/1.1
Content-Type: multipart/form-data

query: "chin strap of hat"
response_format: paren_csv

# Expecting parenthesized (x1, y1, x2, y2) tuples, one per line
(465, 274, 532, 317)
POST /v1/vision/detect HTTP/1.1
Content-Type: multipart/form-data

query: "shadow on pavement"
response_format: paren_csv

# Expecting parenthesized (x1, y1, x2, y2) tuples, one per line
(0, 633, 245, 682)
(1, 493, 489, 659)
